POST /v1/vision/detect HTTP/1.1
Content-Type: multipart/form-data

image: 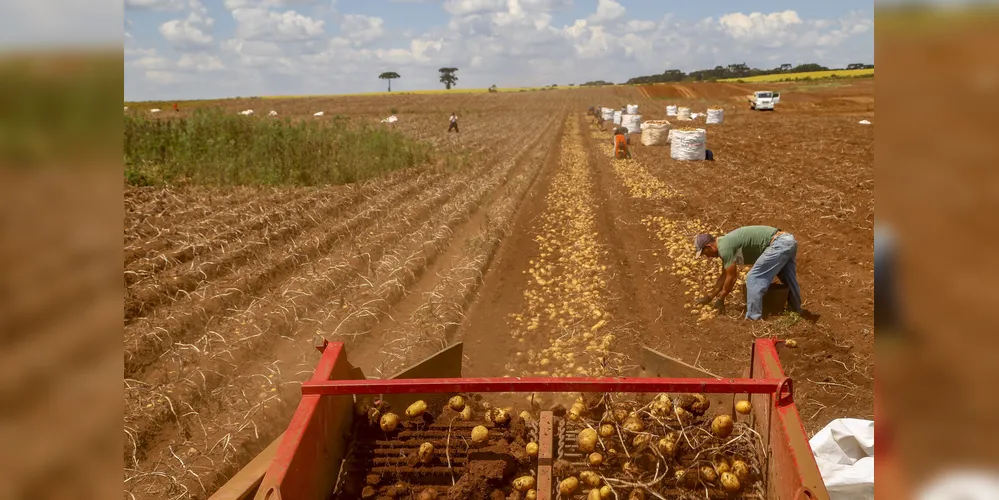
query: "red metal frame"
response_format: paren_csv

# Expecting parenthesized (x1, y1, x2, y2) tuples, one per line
(751, 339, 829, 500)
(256, 340, 830, 500)
(300, 376, 788, 396)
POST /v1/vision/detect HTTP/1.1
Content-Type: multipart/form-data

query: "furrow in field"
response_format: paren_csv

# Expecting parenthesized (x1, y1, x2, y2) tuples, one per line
(123, 172, 443, 378)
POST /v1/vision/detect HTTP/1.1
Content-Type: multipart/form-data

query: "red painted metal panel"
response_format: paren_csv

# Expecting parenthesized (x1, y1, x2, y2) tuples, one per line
(300, 376, 784, 396)
(752, 339, 829, 500)
(255, 343, 358, 500)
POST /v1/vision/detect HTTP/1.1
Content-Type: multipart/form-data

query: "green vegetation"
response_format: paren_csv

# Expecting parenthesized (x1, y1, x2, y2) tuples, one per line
(124, 109, 431, 186)
(626, 62, 873, 85)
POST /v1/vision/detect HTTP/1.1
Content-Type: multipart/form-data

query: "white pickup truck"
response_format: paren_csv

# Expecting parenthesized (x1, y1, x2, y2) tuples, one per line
(747, 91, 781, 111)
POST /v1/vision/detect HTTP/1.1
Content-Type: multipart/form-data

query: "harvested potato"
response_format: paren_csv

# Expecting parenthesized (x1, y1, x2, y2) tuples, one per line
(700, 465, 718, 483)
(599, 485, 612, 499)
(471, 425, 489, 444)
(580, 470, 601, 488)
(459, 406, 473, 421)
(559, 477, 579, 495)
(622, 416, 644, 433)
(713, 456, 731, 474)
(598, 423, 615, 438)
(711, 415, 734, 438)
(628, 490, 645, 500)
(720, 472, 741, 493)
(448, 395, 465, 412)
(526, 442, 539, 457)
(731, 460, 750, 482)
(380, 413, 400, 432)
(513, 476, 536, 492)
(588, 489, 602, 500)
(519, 411, 533, 421)
(612, 407, 629, 423)
(525, 490, 537, 500)
(416, 488, 438, 500)
(406, 400, 428, 418)
(632, 433, 651, 449)
(490, 408, 511, 426)
(418, 443, 434, 464)
(735, 400, 752, 415)
(577, 428, 598, 452)
(588, 452, 603, 467)
(690, 394, 710, 415)
(657, 438, 677, 458)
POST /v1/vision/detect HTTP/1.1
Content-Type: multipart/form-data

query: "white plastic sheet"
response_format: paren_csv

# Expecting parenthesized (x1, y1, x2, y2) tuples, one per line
(268, 110, 278, 116)
(666, 105, 677, 116)
(621, 114, 641, 134)
(314, 111, 325, 117)
(809, 418, 874, 500)
(706, 108, 724, 124)
(670, 128, 706, 160)
(381, 115, 399, 123)
(858, 120, 871, 125)
(238, 109, 254, 116)
(641, 121, 670, 146)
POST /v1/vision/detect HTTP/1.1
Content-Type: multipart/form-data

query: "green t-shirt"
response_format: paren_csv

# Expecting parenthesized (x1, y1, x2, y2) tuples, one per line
(717, 226, 779, 268)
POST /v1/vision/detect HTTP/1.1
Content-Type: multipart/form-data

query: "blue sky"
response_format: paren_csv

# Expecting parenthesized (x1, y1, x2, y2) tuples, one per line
(124, 0, 876, 101)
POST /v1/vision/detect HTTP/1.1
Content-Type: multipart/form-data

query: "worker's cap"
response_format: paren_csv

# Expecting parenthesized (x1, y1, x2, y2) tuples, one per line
(693, 233, 715, 257)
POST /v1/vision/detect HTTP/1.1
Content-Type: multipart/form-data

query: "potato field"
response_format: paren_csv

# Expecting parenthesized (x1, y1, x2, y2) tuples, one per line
(123, 80, 873, 499)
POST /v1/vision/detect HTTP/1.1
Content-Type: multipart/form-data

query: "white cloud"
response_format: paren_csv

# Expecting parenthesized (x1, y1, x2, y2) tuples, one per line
(587, 0, 625, 24)
(625, 19, 655, 32)
(718, 10, 802, 39)
(178, 53, 225, 71)
(442, 0, 506, 16)
(160, 18, 214, 47)
(341, 14, 384, 43)
(232, 8, 325, 41)
(224, 0, 321, 9)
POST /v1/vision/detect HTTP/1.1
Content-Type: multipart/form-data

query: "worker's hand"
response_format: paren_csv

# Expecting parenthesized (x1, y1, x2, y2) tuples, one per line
(712, 298, 726, 313)
(695, 296, 712, 306)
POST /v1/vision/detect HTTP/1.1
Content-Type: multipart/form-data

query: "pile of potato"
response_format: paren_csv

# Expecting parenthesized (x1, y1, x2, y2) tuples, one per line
(551, 393, 762, 498)
(507, 120, 617, 379)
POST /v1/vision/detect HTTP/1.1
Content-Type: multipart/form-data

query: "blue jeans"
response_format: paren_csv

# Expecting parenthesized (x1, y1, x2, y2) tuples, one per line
(745, 233, 802, 320)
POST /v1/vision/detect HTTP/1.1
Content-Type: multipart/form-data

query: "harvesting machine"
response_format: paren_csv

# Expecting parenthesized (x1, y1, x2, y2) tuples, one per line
(211, 338, 829, 500)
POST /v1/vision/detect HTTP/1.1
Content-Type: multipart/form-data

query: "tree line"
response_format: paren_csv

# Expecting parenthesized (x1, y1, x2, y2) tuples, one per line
(624, 62, 873, 85)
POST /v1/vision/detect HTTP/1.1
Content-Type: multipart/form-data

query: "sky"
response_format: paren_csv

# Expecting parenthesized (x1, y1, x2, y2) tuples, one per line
(123, 0, 876, 101)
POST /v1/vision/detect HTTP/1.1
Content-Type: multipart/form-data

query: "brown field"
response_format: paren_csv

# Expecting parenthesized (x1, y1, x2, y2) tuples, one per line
(123, 81, 873, 499)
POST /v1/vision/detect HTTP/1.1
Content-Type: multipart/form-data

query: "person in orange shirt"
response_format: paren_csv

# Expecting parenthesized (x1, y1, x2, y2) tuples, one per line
(614, 128, 631, 159)
(613, 126, 631, 158)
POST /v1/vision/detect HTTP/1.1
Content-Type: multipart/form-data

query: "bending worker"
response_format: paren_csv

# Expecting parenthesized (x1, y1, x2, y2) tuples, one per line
(692, 225, 802, 320)
(613, 126, 631, 159)
(448, 112, 459, 133)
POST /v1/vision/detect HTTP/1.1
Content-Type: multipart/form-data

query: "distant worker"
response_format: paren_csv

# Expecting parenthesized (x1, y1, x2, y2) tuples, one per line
(692, 226, 802, 320)
(613, 127, 631, 159)
(448, 112, 459, 133)
(173, 102, 179, 112)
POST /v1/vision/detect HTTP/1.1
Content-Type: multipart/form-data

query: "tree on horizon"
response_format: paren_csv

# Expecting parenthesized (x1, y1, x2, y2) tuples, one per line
(438, 67, 458, 90)
(378, 71, 401, 92)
